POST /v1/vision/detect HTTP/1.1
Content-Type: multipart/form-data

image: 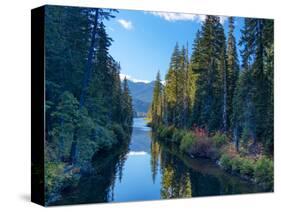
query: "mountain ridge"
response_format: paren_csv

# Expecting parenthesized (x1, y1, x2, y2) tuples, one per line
(123, 80, 154, 116)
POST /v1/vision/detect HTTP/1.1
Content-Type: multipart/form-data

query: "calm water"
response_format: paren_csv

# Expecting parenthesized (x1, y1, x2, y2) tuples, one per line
(52, 118, 265, 205)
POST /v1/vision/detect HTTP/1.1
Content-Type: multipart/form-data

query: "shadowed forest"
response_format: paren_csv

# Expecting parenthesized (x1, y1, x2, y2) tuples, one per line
(44, 6, 133, 203)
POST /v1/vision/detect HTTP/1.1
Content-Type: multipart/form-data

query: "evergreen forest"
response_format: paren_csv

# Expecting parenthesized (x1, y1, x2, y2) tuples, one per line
(44, 6, 133, 202)
(149, 16, 273, 190)
(38, 6, 274, 205)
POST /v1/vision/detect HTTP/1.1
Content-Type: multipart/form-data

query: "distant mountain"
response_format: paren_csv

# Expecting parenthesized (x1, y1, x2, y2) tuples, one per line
(125, 80, 154, 116)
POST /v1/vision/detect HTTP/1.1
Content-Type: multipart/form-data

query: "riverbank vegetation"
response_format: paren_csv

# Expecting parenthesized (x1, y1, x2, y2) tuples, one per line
(44, 6, 133, 202)
(149, 16, 273, 190)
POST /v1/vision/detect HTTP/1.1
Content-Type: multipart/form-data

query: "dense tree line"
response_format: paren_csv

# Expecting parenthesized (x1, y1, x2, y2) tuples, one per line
(150, 16, 273, 155)
(45, 6, 133, 166)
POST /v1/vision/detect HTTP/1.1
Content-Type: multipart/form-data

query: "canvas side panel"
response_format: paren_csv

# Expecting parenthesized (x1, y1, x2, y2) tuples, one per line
(31, 6, 45, 206)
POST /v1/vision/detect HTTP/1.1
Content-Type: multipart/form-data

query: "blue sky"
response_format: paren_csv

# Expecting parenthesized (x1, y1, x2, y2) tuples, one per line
(104, 10, 244, 82)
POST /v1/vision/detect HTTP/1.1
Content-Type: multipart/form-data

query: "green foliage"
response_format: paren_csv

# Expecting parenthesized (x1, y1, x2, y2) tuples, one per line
(190, 16, 226, 132)
(150, 15, 273, 190)
(163, 43, 190, 127)
(220, 155, 252, 176)
(45, 5, 133, 168)
(179, 131, 218, 159)
(150, 15, 273, 162)
(45, 162, 81, 203)
(235, 18, 274, 150)
(121, 78, 134, 130)
(241, 128, 251, 143)
(44, 8, 134, 205)
(240, 158, 255, 177)
(227, 17, 239, 131)
(150, 71, 163, 126)
(111, 123, 127, 143)
(231, 157, 243, 174)
(156, 125, 164, 135)
(45, 162, 65, 200)
(212, 132, 228, 147)
(158, 126, 175, 141)
(220, 154, 233, 172)
(93, 125, 116, 150)
(43, 6, 274, 201)
(172, 129, 185, 144)
(180, 132, 196, 152)
(254, 157, 273, 189)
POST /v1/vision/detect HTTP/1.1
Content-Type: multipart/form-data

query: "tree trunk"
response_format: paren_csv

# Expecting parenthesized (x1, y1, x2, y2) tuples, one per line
(233, 125, 239, 152)
(183, 67, 188, 128)
(59, 119, 65, 161)
(223, 58, 227, 132)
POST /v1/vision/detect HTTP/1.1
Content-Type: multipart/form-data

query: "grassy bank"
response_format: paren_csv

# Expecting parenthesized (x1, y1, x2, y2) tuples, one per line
(155, 125, 273, 190)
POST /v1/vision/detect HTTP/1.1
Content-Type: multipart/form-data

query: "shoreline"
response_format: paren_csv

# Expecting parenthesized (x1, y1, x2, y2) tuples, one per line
(152, 124, 273, 191)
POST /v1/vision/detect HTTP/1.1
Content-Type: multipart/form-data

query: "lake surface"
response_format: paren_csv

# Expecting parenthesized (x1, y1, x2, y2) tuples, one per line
(53, 118, 265, 205)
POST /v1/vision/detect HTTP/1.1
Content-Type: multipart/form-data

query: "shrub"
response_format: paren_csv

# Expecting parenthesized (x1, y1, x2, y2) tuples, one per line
(157, 125, 164, 135)
(180, 133, 218, 159)
(240, 158, 255, 178)
(94, 125, 115, 150)
(159, 126, 175, 140)
(212, 132, 228, 147)
(111, 123, 126, 142)
(172, 129, 185, 144)
(180, 132, 196, 152)
(220, 154, 255, 177)
(231, 156, 244, 174)
(254, 157, 273, 189)
(191, 138, 218, 159)
(220, 154, 233, 172)
(45, 162, 65, 200)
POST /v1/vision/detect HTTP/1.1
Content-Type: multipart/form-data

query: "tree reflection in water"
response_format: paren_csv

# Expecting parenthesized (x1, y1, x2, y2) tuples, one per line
(52, 119, 265, 205)
(152, 135, 263, 199)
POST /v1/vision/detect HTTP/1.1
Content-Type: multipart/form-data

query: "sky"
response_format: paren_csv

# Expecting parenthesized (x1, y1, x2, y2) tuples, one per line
(104, 10, 244, 83)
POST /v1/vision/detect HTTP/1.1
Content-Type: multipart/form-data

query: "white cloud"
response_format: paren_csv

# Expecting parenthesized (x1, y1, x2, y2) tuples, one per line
(148, 11, 226, 24)
(149, 11, 206, 22)
(117, 19, 133, 30)
(120, 73, 150, 84)
(127, 151, 147, 156)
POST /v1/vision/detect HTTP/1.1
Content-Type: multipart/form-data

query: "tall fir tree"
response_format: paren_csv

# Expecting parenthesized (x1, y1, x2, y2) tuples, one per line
(151, 71, 163, 126)
(226, 17, 239, 132)
(191, 16, 226, 132)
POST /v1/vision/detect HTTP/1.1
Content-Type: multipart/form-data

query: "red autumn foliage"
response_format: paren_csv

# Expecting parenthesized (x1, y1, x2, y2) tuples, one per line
(193, 127, 208, 138)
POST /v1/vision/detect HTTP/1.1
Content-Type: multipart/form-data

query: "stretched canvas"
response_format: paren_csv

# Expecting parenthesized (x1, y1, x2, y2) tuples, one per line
(31, 5, 274, 206)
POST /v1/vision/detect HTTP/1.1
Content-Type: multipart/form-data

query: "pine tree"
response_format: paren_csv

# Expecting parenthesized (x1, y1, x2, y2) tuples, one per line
(233, 18, 273, 152)
(122, 78, 133, 131)
(186, 62, 197, 128)
(191, 16, 226, 132)
(165, 43, 180, 126)
(181, 45, 189, 128)
(190, 30, 203, 126)
(111, 61, 123, 124)
(151, 71, 163, 126)
(226, 17, 239, 132)
(221, 41, 227, 132)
